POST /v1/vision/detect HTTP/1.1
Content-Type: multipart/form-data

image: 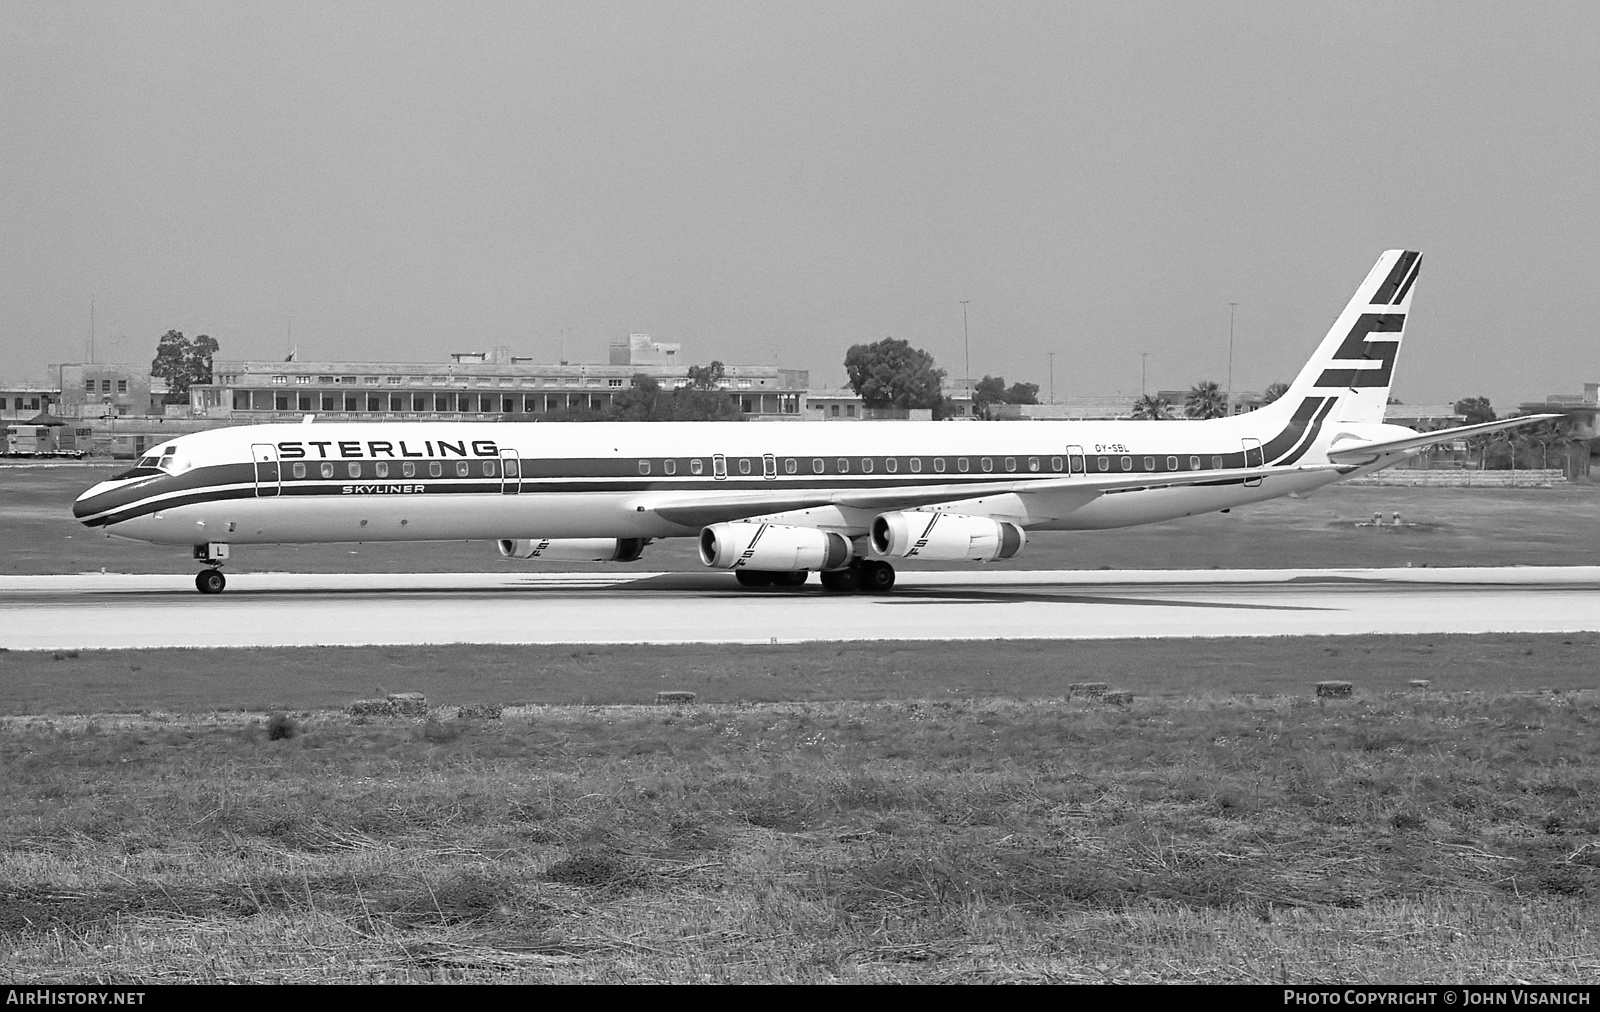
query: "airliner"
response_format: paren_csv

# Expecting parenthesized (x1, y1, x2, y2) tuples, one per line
(73, 250, 1553, 594)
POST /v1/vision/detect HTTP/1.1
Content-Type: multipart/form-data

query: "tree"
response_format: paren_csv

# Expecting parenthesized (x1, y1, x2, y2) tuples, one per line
(588, 371, 744, 422)
(1130, 394, 1172, 420)
(150, 330, 219, 404)
(1183, 380, 1228, 419)
(843, 338, 947, 414)
(1453, 396, 1496, 426)
(1261, 381, 1289, 406)
(969, 374, 1041, 419)
(686, 361, 726, 390)
(1453, 396, 1498, 468)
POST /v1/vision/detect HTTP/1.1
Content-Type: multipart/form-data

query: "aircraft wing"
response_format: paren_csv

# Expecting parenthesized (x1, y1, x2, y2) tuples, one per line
(1326, 414, 1563, 465)
(630, 463, 1342, 529)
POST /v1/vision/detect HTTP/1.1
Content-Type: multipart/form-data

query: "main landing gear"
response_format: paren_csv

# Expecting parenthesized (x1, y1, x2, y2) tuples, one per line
(736, 559, 897, 594)
(193, 543, 230, 594)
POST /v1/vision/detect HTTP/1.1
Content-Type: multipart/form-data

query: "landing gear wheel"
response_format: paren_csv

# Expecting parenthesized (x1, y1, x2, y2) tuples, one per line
(195, 569, 226, 595)
(773, 570, 809, 588)
(735, 570, 776, 588)
(819, 565, 861, 593)
(859, 560, 897, 593)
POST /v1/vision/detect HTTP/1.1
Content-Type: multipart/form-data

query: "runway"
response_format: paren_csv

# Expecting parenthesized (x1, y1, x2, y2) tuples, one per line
(1, 566, 1598, 650)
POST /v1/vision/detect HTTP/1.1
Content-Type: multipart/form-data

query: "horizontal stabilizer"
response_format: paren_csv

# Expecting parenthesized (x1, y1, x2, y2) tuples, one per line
(1326, 414, 1563, 465)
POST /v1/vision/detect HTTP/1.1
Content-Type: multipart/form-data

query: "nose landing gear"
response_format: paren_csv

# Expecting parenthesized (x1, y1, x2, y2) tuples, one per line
(193, 543, 230, 594)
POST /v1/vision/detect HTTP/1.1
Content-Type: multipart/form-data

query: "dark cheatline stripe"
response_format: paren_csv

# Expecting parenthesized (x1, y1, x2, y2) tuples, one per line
(1275, 397, 1339, 466)
(1390, 254, 1422, 305)
(82, 486, 258, 527)
(1371, 251, 1419, 305)
(1260, 397, 1325, 462)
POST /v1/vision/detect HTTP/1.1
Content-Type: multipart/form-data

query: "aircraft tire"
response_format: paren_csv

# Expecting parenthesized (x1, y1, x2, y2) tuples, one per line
(196, 569, 226, 595)
(819, 566, 861, 593)
(859, 560, 896, 593)
(773, 570, 809, 587)
(734, 570, 776, 588)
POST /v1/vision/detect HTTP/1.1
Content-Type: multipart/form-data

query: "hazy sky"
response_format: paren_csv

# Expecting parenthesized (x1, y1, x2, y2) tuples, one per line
(3, 1, 1596, 409)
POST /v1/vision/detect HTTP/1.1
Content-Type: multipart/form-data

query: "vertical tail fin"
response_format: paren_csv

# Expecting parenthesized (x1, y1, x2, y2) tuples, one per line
(1274, 249, 1420, 425)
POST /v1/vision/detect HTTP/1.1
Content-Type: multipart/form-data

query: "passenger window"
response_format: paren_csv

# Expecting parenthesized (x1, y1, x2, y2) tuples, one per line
(910, 458, 922, 473)
(933, 457, 945, 473)
(1212, 456, 1223, 469)
(690, 459, 704, 475)
(348, 462, 361, 478)
(861, 458, 874, 473)
(375, 462, 389, 478)
(981, 457, 993, 473)
(1190, 456, 1200, 470)
(838, 458, 849, 473)
(738, 458, 751, 475)
(402, 462, 416, 478)
(1167, 456, 1178, 471)
(1121, 456, 1133, 471)
(320, 462, 334, 479)
(885, 458, 897, 473)
(664, 459, 676, 475)
(1050, 456, 1062, 472)
(1144, 456, 1155, 471)
(1028, 457, 1040, 472)
(638, 459, 650, 475)
(785, 458, 797, 475)
(812, 458, 825, 474)
(1098, 457, 1110, 472)
(1004, 457, 1017, 472)
(483, 460, 497, 477)
(428, 462, 441, 477)
(957, 458, 969, 473)
(292, 463, 306, 479)
(456, 461, 470, 477)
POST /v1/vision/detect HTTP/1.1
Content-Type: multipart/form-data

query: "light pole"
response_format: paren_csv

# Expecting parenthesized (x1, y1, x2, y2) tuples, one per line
(1048, 351, 1055, 404)
(959, 300, 971, 413)
(1227, 302, 1237, 415)
(1140, 352, 1150, 396)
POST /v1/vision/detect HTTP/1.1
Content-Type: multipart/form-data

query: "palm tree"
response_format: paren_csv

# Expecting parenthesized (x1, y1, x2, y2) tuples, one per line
(1130, 394, 1172, 420)
(1261, 381, 1290, 406)
(1184, 380, 1228, 419)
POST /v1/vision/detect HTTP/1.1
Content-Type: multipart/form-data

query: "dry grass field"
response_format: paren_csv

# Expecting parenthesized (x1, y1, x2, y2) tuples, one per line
(2, 688, 1597, 983)
(1, 636, 1598, 983)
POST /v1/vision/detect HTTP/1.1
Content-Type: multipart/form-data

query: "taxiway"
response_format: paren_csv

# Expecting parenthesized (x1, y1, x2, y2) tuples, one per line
(1, 566, 1597, 650)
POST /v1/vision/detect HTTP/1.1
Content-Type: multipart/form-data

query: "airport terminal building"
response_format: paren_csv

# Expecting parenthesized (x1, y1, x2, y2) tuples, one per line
(186, 335, 809, 422)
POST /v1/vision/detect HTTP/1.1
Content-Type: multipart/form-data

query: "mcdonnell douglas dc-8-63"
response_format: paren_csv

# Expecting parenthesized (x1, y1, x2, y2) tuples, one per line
(74, 250, 1554, 594)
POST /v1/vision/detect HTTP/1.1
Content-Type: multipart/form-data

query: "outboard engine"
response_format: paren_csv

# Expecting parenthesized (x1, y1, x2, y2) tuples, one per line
(497, 538, 647, 562)
(698, 523, 852, 571)
(870, 511, 1025, 562)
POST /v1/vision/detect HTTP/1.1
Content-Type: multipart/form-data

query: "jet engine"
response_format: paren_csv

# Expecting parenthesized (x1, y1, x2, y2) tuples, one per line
(698, 523, 852, 572)
(870, 511, 1025, 562)
(497, 538, 647, 562)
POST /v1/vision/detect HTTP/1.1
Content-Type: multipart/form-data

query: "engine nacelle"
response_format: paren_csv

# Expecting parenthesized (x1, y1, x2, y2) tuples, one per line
(497, 538, 646, 562)
(698, 523, 852, 571)
(870, 511, 1025, 562)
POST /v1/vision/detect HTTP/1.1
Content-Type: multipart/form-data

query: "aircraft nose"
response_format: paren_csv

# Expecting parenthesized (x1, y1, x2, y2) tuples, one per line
(73, 481, 118, 523)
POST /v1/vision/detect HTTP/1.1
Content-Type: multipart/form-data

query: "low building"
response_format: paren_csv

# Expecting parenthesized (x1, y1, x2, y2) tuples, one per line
(56, 363, 162, 417)
(1, 384, 57, 421)
(1520, 383, 1599, 445)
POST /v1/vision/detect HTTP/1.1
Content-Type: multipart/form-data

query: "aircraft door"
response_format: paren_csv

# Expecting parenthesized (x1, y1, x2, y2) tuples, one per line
(1241, 438, 1264, 487)
(500, 448, 520, 494)
(1066, 444, 1086, 474)
(251, 444, 281, 498)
